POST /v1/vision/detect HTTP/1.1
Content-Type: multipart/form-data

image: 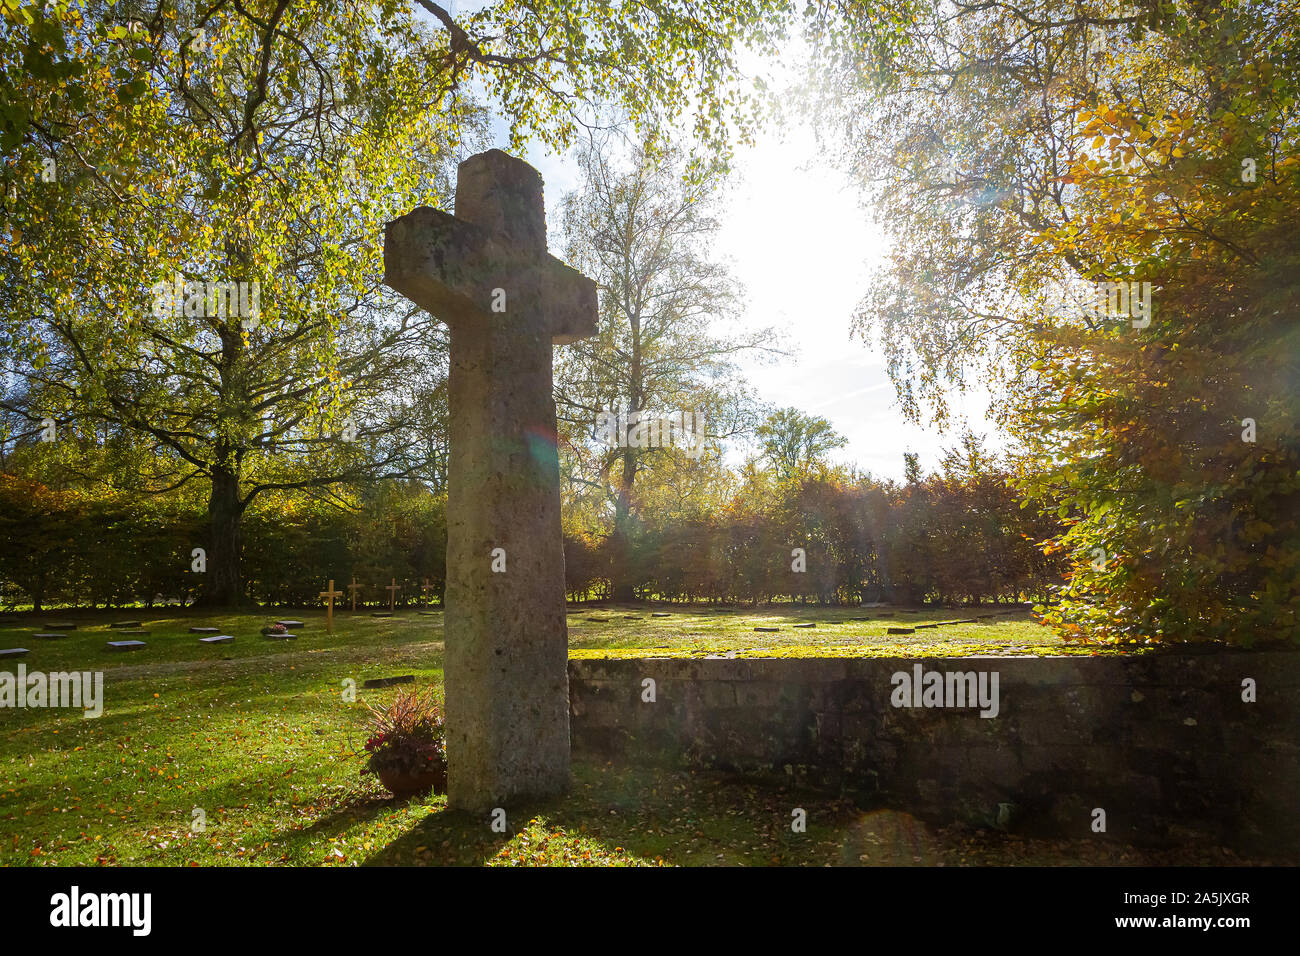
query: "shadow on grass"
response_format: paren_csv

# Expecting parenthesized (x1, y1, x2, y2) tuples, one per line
(363, 760, 857, 867)
(360, 759, 1286, 868)
(273, 792, 414, 844)
(362, 803, 525, 866)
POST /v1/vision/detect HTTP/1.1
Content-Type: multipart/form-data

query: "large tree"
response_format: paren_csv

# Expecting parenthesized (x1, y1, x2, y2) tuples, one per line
(1, 0, 469, 603)
(756, 406, 847, 479)
(555, 134, 774, 600)
(811, 0, 1300, 643)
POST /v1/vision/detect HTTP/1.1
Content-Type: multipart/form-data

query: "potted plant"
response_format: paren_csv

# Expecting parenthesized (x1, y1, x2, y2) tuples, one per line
(360, 687, 448, 798)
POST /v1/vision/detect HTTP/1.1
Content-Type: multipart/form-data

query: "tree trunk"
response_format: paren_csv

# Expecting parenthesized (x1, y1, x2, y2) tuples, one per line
(200, 466, 248, 608)
(609, 445, 638, 602)
(609, 529, 635, 601)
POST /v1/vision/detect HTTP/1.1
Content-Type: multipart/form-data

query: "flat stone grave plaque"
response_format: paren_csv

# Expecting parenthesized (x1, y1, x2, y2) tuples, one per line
(887, 627, 915, 635)
(651, 613, 672, 618)
(107, 640, 146, 651)
(117, 629, 149, 635)
(276, 620, 305, 628)
(0, 648, 30, 658)
(916, 623, 938, 629)
(33, 632, 69, 639)
(623, 615, 641, 620)
(44, 622, 77, 630)
(793, 623, 816, 629)
(263, 632, 298, 640)
(110, 621, 143, 628)
(587, 616, 610, 621)
(754, 626, 780, 632)
(956, 619, 979, 624)
(362, 675, 416, 689)
(190, 627, 219, 634)
(199, 635, 234, 644)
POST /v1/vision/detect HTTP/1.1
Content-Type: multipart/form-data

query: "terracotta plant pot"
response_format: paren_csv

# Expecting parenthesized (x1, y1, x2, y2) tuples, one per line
(377, 765, 447, 799)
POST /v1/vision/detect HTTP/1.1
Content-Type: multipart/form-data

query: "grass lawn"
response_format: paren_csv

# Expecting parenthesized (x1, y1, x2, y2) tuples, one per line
(0, 603, 1244, 867)
(564, 603, 1136, 658)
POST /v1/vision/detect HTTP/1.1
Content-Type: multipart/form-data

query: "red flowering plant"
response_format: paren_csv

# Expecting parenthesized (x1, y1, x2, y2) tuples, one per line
(358, 687, 447, 781)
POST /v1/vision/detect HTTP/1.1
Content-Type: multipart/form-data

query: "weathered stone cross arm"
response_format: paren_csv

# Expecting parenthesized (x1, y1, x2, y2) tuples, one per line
(382, 152, 596, 343)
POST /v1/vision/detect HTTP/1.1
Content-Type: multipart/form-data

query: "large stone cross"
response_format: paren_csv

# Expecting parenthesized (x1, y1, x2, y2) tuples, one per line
(383, 150, 597, 812)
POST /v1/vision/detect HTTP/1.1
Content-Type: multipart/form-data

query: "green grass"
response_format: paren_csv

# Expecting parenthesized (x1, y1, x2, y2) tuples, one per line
(0, 604, 1238, 867)
(564, 604, 1132, 658)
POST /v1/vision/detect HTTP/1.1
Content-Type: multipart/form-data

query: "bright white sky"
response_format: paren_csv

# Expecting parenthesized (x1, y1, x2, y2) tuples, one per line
(462, 28, 1004, 482)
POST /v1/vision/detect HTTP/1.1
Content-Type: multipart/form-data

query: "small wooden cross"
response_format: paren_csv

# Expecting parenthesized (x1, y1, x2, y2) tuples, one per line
(347, 576, 364, 612)
(319, 579, 344, 633)
(422, 577, 435, 606)
(384, 577, 401, 612)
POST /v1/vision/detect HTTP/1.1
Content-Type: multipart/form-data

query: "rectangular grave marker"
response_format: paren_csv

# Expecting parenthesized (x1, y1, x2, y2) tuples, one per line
(362, 675, 416, 689)
(199, 635, 234, 644)
(107, 640, 146, 651)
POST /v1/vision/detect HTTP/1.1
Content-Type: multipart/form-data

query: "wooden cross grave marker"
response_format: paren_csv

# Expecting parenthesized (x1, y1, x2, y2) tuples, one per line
(319, 579, 343, 633)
